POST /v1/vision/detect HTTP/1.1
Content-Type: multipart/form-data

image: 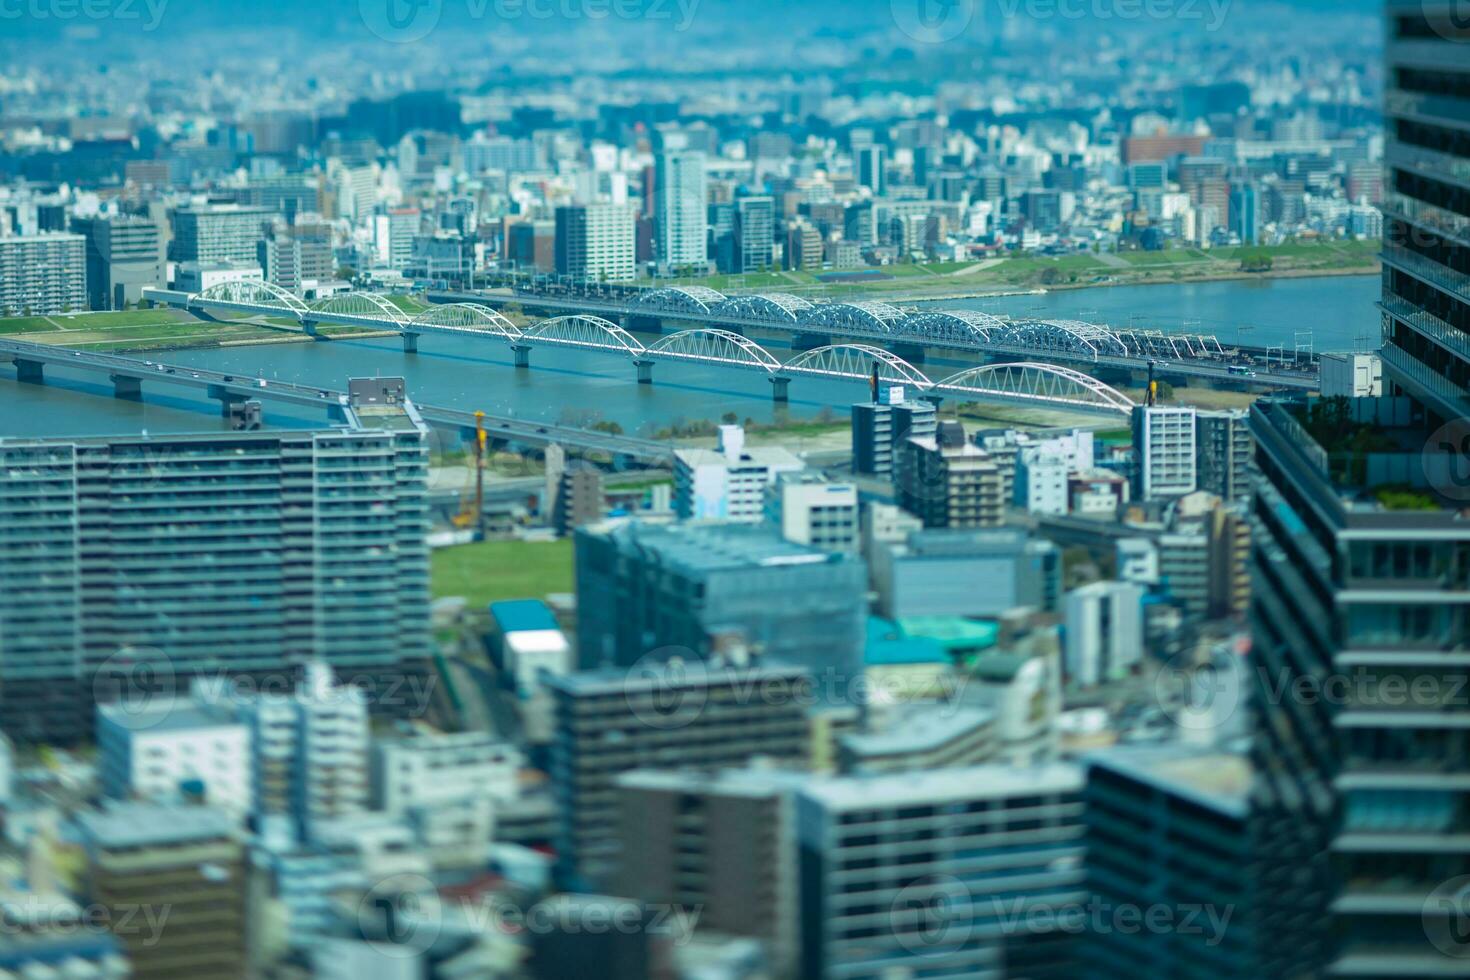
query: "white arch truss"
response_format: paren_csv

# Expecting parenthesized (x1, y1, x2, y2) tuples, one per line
(783, 344, 933, 388)
(523, 315, 645, 354)
(646, 328, 781, 371)
(192, 279, 310, 316)
(997, 319, 1129, 359)
(935, 362, 1136, 413)
(904, 310, 1010, 343)
(410, 303, 522, 337)
(712, 292, 814, 323)
(799, 301, 907, 335)
(634, 285, 727, 316)
(310, 292, 408, 324)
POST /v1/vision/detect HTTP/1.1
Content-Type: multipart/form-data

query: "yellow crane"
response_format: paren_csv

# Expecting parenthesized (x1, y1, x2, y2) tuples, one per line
(451, 411, 486, 529)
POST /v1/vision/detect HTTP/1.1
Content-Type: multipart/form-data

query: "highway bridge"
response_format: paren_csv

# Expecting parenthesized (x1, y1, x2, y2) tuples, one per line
(0, 338, 672, 463)
(141, 283, 1151, 415)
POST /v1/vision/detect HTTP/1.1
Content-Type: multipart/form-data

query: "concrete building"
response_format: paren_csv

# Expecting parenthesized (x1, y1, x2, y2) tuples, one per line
(552, 459, 606, 536)
(898, 421, 1006, 528)
(654, 150, 708, 271)
(74, 215, 163, 311)
(1131, 405, 1198, 500)
(0, 233, 87, 315)
(173, 259, 264, 293)
(764, 471, 859, 553)
(673, 425, 803, 522)
(1115, 537, 1160, 585)
(851, 385, 936, 478)
(506, 218, 555, 273)
(372, 207, 420, 271)
(169, 205, 272, 264)
(1016, 450, 1071, 515)
(732, 195, 775, 273)
(555, 203, 636, 282)
(96, 701, 253, 819)
(838, 705, 997, 773)
(871, 527, 1060, 619)
(1082, 746, 1311, 978)
(797, 764, 1085, 979)
(0, 383, 431, 742)
(1318, 351, 1383, 397)
(1063, 581, 1145, 687)
(258, 233, 334, 294)
(613, 766, 807, 975)
(546, 661, 812, 885)
(573, 519, 867, 684)
(77, 804, 247, 980)
(1195, 408, 1253, 502)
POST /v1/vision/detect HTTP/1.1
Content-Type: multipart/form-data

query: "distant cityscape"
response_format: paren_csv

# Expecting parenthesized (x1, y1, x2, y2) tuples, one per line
(0, 1, 1466, 979)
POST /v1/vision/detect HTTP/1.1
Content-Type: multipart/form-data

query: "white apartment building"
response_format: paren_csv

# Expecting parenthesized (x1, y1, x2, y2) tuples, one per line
(654, 150, 708, 270)
(0, 233, 86, 315)
(96, 701, 253, 820)
(373, 729, 522, 814)
(1016, 451, 1070, 515)
(554, 203, 636, 282)
(1063, 580, 1146, 687)
(674, 425, 803, 521)
(764, 471, 859, 553)
(1131, 405, 1198, 500)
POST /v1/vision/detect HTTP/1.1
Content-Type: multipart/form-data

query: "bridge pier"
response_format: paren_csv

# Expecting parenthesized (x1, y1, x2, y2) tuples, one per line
(402, 332, 420, 354)
(770, 375, 791, 403)
(206, 383, 249, 418)
(511, 343, 531, 369)
(13, 359, 44, 384)
(110, 374, 143, 401)
(302, 320, 321, 339)
(634, 359, 654, 385)
(920, 393, 944, 410)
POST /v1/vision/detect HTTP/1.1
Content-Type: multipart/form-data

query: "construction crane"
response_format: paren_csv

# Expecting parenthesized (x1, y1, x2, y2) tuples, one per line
(451, 411, 487, 530)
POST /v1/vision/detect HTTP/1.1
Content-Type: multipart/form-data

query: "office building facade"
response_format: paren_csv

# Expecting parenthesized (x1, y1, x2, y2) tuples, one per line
(898, 421, 1006, 529)
(1131, 405, 1198, 500)
(169, 205, 273, 264)
(555, 203, 636, 282)
(75, 215, 163, 311)
(851, 386, 937, 478)
(654, 150, 707, 271)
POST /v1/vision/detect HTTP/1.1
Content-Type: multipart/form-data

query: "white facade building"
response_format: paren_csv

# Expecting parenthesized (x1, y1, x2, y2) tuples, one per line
(764, 472, 859, 553)
(97, 702, 253, 819)
(1131, 405, 1198, 500)
(1016, 451, 1070, 515)
(1064, 580, 1146, 687)
(673, 425, 803, 521)
(654, 150, 708, 271)
(173, 260, 264, 293)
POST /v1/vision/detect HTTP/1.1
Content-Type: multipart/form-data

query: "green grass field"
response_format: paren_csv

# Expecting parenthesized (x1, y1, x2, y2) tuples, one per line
(430, 538, 575, 607)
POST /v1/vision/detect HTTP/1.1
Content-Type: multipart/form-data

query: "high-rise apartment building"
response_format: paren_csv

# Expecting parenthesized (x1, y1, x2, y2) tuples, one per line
(654, 150, 707, 271)
(546, 662, 812, 886)
(898, 421, 1006, 528)
(1248, 7, 1470, 969)
(74, 215, 163, 311)
(1195, 408, 1253, 502)
(555, 203, 636, 281)
(0, 233, 87, 315)
(169, 205, 273, 264)
(0, 381, 431, 742)
(797, 764, 1086, 979)
(733, 195, 775, 273)
(851, 385, 937, 478)
(1131, 405, 1198, 500)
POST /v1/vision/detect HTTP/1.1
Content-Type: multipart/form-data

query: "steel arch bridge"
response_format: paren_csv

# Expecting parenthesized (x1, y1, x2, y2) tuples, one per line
(783, 344, 933, 388)
(522, 315, 645, 354)
(309, 292, 408, 324)
(935, 362, 1135, 413)
(712, 292, 813, 322)
(646, 328, 783, 370)
(191, 280, 310, 317)
(634, 285, 726, 316)
(906, 310, 1009, 343)
(410, 303, 522, 337)
(799, 301, 907, 334)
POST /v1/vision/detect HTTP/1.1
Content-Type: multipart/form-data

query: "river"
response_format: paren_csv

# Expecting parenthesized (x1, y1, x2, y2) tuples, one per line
(0, 274, 1381, 439)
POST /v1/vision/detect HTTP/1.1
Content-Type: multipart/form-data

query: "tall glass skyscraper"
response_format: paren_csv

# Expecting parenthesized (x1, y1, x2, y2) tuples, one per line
(653, 150, 707, 272)
(1249, 4, 1470, 974)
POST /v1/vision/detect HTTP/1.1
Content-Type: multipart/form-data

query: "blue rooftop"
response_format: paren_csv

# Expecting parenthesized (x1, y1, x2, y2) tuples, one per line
(864, 617, 950, 666)
(489, 599, 560, 634)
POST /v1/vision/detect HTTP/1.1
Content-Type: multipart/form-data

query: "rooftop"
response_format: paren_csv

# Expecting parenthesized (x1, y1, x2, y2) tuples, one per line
(76, 802, 240, 849)
(597, 518, 839, 575)
(841, 705, 994, 759)
(798, 762, 1082, 810)
(1084, 744, 1252, 819)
